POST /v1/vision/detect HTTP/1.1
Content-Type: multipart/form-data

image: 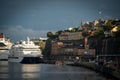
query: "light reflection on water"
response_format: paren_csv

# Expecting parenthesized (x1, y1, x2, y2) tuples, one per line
(0, 67, 8, 72)
(0, 61, 9, 79)
(22, 64, 41, 79)
(0, 61, 110, 80)
(22, 64, 41, 72)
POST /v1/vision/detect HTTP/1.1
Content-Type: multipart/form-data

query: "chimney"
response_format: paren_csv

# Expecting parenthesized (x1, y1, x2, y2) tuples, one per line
(0, 33, 4, 38)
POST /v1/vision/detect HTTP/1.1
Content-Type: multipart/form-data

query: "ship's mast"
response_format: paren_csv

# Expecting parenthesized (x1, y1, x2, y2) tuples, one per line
(27, 37, 30, 44)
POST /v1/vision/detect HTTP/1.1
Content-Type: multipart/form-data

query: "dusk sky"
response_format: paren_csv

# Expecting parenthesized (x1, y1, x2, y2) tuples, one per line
(0, 0, 120, 42)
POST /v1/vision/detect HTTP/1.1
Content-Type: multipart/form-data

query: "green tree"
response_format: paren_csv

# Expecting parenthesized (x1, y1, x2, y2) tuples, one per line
(105, 19, 115, 28)
(82, 29, 90, 37)
(70, 27, 78, 32)
(47, 32, 53, 38)
(42, 38, 51, 57)
(93, 27, 105, 39)
(47, 32, 56, 40)
(47, 30, 63, 40)
(55, 30, 63, 37)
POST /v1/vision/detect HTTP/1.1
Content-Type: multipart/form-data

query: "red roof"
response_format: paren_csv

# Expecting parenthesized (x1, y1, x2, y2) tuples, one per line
(0, 33, 4, 38)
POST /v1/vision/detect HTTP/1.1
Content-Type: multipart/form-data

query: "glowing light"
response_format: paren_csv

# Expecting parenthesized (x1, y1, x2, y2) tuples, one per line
(68, 27, 73, 31)
(111, 26, 118, 32)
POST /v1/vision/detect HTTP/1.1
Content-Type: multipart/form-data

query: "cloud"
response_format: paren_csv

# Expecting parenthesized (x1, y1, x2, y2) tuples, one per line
(0, 25, 48, 42)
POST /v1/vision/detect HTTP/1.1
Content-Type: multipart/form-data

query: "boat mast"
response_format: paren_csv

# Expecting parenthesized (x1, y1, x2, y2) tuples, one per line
(27, 37, 30, 44)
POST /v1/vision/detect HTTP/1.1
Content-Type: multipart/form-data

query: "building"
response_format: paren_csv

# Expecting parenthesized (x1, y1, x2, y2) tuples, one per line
(30, 37, 47, 49)
(59, 32, 83, 40)
(51, 34, 96, 62)
(51, 41, 59, 55)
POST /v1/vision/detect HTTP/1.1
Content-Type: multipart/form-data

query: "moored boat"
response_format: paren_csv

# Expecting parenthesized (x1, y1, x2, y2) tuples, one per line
(0, 33, 12, 60)
(8, 37, 43, 63)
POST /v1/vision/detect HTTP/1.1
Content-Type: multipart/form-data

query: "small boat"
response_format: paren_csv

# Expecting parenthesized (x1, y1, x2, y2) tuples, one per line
(55, 60, 63, 65)
(8, 37, 43, 63)
(0, 33, 12, 60)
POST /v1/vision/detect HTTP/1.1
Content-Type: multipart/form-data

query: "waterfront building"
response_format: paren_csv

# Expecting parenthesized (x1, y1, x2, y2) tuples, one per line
(51, 41, 59, 55)
(51, 32, 96, 62)
(50, 19, 120, 69)
(30, 37, 47, 50)
(59, 32, 83, 40)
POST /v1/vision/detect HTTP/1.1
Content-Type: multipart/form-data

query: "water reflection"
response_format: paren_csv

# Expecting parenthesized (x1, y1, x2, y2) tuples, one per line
(22, 64, 41, 72)
(8, 62, 41, 80)
(0, 61, 112, 80)
(22, 64, 41, 79)
(39, 65, 106, 80)
(0, 67, 8, 72)
(0, 74, 9, 79)
(0, 61, 8, 65)
(0, 61, 9, 79)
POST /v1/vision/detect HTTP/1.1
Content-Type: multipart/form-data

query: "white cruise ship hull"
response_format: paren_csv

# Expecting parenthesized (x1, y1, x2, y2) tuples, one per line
(8, 56, 23, 63)
(21, 57, 43, 63)
(8, 53, 43, 63)
(8, 56, 43, 63)
(8, 37, 43, 63)
(0, 50, 9, 60)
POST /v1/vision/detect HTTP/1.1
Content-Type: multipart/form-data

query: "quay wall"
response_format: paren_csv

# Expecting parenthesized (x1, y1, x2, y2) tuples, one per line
(68, 62, 120, 80)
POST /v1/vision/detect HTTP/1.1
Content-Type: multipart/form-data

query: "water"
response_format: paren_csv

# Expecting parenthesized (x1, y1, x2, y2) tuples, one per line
(0, 61, 110, 80)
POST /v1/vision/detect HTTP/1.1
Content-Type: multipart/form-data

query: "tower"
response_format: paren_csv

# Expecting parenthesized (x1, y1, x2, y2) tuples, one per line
(78, 21, 83, 31)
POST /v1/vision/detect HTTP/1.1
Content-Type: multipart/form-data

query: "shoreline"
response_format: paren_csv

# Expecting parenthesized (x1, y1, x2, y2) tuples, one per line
(67, 62, 120, 80)
(42, 60, 120, 79)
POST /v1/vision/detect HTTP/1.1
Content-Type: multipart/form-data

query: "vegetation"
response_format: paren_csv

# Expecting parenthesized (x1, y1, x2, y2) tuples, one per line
(69, 27, 78, 32)
(82, 29, 91, 37)
(42, 38, 51, 57)
(105, 19, 115, 28)
(47, 30, 63, 40)
(43, 19, 120, 57)
(93, 27, 105, 39)
(43, 30, 63, 57)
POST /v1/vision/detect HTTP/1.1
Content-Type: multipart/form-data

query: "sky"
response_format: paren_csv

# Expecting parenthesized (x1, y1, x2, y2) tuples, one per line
(0, 0, 120, 42)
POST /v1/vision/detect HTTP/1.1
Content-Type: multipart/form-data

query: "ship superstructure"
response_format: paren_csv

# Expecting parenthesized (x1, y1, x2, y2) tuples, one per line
(8, 37, 43, 63)
(0, 33, 12, 60)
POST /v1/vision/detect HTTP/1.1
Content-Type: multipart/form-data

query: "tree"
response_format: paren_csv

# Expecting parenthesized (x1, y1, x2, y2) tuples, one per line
(42, 38, 51, 57)
(55, 30, 63, 37)
(105, 19, 115, 29)
(47, 30, 63, 40)
(70, 27, 78, 32)
(93, 27, 105, 39)
(47, 32, 53, 38)
(82, 29, 90, 37)
(47, 32, 56, 40)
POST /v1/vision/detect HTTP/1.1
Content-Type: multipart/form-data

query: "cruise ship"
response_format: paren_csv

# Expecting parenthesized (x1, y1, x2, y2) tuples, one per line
(8, 37, 43, 63)
(0, 33, 12, 60)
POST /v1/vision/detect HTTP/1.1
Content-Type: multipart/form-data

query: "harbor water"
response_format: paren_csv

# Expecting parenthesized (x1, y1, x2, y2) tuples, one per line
(0, 61, 111, 80)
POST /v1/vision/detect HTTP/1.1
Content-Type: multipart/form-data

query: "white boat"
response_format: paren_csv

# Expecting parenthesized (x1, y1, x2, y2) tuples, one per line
(0, 33, 12, 60)
(8, 37, 43, 63)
